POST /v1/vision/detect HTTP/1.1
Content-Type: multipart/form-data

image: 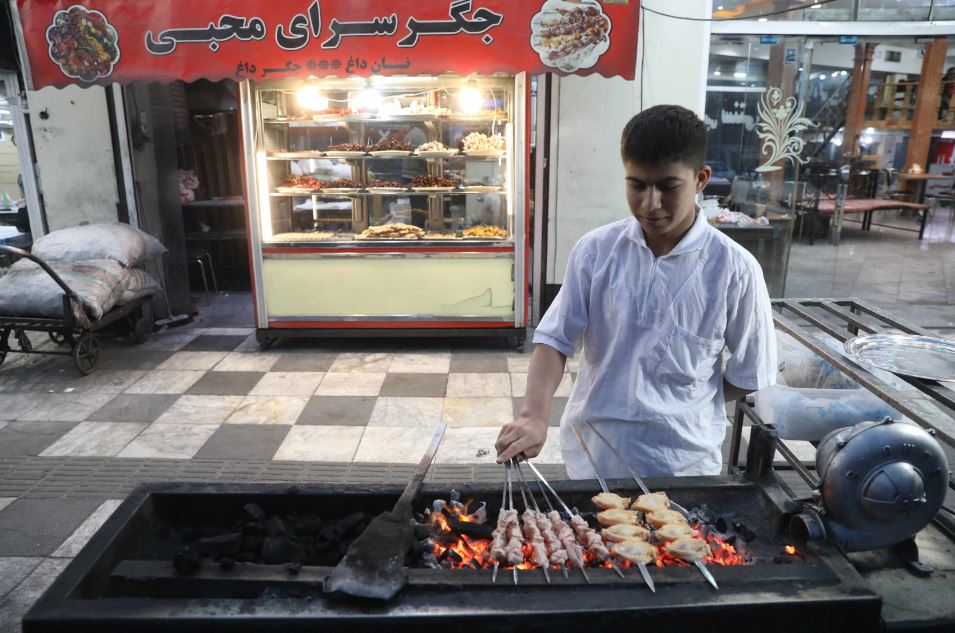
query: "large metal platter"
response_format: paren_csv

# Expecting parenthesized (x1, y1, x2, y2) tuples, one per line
(844, 334, 955, 382)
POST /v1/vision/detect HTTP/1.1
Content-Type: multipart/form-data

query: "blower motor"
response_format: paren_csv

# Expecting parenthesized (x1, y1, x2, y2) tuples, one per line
(790, 417, 950, 553)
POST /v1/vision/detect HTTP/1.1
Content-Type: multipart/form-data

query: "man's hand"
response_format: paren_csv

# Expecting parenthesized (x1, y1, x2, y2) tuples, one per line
(495, 415, 548, 463)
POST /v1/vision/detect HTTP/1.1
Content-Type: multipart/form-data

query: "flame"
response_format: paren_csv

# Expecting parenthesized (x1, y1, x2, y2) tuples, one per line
(428, 503, 746, 571)
(785, 545, 797, 556)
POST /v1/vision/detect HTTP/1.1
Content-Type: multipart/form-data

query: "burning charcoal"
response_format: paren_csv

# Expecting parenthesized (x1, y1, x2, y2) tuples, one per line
(219, 557, 236, 571)
(295, 518, 323, 534)
(243, 503, 266, 522)
(197, 533, 242, 558)
(266, 517, 289, 538)
(733, 522, 757, 542)
(286, 562, 302, 575)
(446, 517, 494, 540)
(173, 548, 201, 575)
(287, 537, 308, 564)
(261, 536, 291, 564)
(724, 534, 738, 547)
(334, 512, 367, 538)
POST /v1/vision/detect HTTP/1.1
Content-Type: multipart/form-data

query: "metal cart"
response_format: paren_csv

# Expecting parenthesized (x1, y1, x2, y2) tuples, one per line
(0, 245, 154, 374)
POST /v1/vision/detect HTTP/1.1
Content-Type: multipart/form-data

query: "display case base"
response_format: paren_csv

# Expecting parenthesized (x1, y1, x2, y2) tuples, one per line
(255, 326, 527, 350)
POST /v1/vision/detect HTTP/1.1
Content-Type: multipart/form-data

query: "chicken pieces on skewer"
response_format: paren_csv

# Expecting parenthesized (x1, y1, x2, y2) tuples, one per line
(630, 491, 670, 513)
(645, 509, 689, 529)
(596, 508, 639, 527)
(655, 522, 694, 542)
(665, 537, 711, 562)
(602, 523, 651, 543)
(591, 492, 630, 510)
(611, 540, 657, 566)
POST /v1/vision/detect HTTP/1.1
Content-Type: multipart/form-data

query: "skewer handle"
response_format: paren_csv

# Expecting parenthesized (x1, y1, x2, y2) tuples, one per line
(694, 560, 719, 590)
(637, 562, 656, 593)
(523, 460, 575, 517)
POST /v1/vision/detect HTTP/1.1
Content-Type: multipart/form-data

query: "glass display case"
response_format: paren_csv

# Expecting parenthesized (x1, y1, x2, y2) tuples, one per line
(240, 75, 528, 345)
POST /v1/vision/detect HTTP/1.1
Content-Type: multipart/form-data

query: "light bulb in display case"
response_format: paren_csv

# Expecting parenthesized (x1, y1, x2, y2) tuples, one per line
(355, 80, 382, 113)
(296, 84, 328, 111)
(459, 80, 483, 115)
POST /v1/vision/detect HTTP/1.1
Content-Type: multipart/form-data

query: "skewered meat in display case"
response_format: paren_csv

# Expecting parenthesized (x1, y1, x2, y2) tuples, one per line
(240, 76, 528, 347)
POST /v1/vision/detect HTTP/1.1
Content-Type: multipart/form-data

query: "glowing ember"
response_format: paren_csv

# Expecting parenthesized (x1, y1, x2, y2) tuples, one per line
(785, 545, 797, 556)
(427, 502, 746, 570)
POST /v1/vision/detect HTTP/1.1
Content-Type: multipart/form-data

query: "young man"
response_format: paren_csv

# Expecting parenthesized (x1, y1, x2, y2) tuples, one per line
(496, 105, 777, 478)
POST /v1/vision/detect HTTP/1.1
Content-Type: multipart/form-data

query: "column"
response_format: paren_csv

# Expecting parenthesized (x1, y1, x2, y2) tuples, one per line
(842, 43, 876, 157)
(903, 37, 948, 173)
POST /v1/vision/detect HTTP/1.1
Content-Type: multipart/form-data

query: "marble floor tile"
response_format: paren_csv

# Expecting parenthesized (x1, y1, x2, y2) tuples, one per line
(0, 498, 15, 513)
(388, 353, 451, 374)
(116, 422, 219, 459)
(87, 394, 180, 423)
(77, 370, 148, 394)
(39, 422, 146, 457)
(157, 351, 227, 371)
(213, 352, 279, 372)
(2, 393, 41, 420)
(52, 500, 123, 558)
(367, 397, 444, 428)
(510, 373, 574, 398)
(250, 372, 324, 396)
(0, 558, 71, 628)
(16, 392, 116, 422)
(186, 371, 264, 396)
(155, 395, 244, 424)
(314, 372, 385, 396)
(434, 427, 500, 464)
(232, 334, 263, 353)
(295, 396, 376, 426)
(0, 557, 43, 599)
(442, 397, 513, 427)
(137, 330, 202, 352)
(379, 373, 447, 397)
(445, 373, 511, 397)
(273, 426, 364, 462)
(125, 370, 205, 395)
(328, 353, 393, 373)
(353, 427, 437, 463)
(506, 357, 531, 373)
(195, 425, 290, 460)
(204, 327, 255, 336)
(449, 352, 508, 373)
(270, 352, 339, 372)
(225, 396, 310, 425)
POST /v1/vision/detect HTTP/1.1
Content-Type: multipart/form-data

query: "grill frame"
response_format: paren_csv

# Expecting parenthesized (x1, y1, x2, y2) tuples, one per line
(24, 475, 883, 633)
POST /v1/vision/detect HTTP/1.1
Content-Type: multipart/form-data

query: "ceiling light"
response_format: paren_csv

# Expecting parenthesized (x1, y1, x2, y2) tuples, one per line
(758, 17, 768, 22)
(734, 71, 746, 78)
(296, 84, 328, 111)
(841, 70, 848, 76)
(355, 81, 382, 113)
(714, 70, 722, 76)
(717, 5, 724, 9)
(458, 79, 483, 115)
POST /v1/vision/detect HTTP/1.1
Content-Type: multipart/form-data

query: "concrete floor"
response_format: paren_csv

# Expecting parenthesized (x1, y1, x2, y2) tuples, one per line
(1, 208, 953, 631)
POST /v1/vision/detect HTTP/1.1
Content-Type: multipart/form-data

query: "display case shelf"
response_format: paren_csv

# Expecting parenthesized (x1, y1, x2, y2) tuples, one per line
(265, 153, 505, 161)
(269, 189, 505, 197)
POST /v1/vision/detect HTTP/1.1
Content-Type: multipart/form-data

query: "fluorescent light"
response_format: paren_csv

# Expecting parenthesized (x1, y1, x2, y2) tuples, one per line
(355, 82, 382, 113)
(758, 17, 768, 22)
(942, 131, 955, 139)
(734, 71, 746, 78)
(820, 74, 828, 79)
(811, 3, 821, 7)
(865, 126, 876, 134)
(717, 5, 724, 9)
(841, 70, 848, 76)
(714, 70, 722, 76)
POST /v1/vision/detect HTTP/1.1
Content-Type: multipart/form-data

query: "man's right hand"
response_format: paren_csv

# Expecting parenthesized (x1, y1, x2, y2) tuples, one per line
(495, 414, 548, 463)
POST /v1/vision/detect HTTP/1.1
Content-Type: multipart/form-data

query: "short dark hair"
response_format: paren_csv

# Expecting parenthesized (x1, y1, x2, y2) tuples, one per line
(620, 105, 708, 170)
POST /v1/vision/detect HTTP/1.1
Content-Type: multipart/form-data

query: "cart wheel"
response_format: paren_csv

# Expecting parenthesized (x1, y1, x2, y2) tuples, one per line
(72, 334, 100, 375)
(131, 318, 150, 345)
(49, 331, 67, 345)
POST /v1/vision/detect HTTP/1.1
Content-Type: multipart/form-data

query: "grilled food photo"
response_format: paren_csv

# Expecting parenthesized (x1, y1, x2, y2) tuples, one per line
(592, 492, 630, 510)
(611, 540, 657, 565)
(601, 523, 650, 543)
(665, 538, 711, 562)
(596, 508, 638, 527)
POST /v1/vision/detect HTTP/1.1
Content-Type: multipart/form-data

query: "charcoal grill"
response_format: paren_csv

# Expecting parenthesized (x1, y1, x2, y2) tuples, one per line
(24, 464, 884, 633)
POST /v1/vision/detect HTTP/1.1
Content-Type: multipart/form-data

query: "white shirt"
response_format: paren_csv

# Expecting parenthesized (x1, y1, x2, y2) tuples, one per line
(534, 209, 777, 478)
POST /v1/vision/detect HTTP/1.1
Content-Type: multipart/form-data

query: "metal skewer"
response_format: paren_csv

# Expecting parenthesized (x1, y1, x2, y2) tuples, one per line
(505, 461, 519, 586)
(492, 465, 507, 584)
(567, 423, 635, 584)
(522, 459, 591, 584)
(515, 461, 569, 579)
(512, 459, 550, 584)
(693, 560, 719, 590)
(583, 420, 690, 518)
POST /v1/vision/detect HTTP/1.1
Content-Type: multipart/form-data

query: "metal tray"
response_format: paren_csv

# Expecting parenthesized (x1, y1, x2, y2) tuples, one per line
(844, 334, 955, 382)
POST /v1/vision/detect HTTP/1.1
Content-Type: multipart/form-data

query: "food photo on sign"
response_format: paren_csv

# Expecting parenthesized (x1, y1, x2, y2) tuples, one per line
(45, 4, 120, 82)
(530, 0, 612, 72)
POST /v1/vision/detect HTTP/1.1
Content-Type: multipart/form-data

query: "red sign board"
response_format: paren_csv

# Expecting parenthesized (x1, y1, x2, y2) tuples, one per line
(16, 0, 639, 88)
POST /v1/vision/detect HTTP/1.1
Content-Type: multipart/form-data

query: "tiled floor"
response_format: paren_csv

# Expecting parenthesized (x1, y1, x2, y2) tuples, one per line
(0, 211, 954, 631)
